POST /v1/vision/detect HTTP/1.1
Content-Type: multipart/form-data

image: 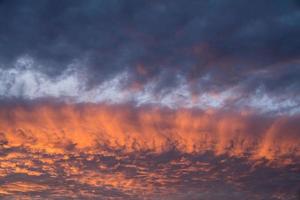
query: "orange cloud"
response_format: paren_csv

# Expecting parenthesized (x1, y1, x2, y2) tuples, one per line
(0, 103, 299, 163)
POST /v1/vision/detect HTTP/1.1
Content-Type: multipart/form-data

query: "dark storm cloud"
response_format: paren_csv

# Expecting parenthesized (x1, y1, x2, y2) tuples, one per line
(0, 0, 299, 93)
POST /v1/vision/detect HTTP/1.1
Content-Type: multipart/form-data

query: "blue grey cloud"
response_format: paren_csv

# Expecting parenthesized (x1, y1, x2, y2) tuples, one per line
(0, 0, 299, 95)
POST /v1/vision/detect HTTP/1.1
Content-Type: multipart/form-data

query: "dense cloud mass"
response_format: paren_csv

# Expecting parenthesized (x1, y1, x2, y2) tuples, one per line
(0, 0, 299, 112)
(0, 0, 299, 199)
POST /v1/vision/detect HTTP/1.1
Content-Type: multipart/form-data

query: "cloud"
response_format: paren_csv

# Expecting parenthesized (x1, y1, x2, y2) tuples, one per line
(0, 1, 299, 198)
(0, 0, 299, 98)
(0, 102, 299, 162)
(0, 103, 299, 199)
(0, 56, 299, 115)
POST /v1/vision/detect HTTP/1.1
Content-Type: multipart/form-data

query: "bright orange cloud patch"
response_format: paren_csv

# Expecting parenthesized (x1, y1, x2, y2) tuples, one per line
(0, 103, 299, 162)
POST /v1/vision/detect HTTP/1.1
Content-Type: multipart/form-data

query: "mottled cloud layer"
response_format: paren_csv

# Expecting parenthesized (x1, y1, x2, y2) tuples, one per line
(0, 103, 299, 199)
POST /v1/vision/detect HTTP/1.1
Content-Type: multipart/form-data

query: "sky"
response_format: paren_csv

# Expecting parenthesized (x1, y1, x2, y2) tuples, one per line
(0, 0, 299, 199)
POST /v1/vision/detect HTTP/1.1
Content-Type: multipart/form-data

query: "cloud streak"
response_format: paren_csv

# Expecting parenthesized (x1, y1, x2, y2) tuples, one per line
(0, 103, 299, 162)
(0, 57, 299, 115)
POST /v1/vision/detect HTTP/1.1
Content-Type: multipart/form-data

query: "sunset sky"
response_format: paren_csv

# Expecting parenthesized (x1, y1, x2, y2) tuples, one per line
(0, 0, 300, 199)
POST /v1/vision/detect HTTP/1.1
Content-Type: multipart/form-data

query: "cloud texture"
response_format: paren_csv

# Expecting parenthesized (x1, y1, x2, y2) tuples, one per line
(0, 0, 299, 199)
(0, 103, 299, 199)
(0, 0, 299, 112)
